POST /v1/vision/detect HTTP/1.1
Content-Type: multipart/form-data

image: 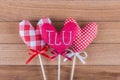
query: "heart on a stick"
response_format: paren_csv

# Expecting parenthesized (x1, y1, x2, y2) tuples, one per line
(71, 22, 98, 52)
(19, 18, 52, 50)
(19, 20, 42, 50)
(41, 18, 79, 53)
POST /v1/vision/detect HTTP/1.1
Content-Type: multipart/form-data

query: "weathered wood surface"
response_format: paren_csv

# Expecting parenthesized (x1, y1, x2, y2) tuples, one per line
(0, 66, 120, 80)
(0, 0, 119, 21)
(0, 22, 120, 44)
(0, 44, 120, 65)
(0, 0, 120, 80)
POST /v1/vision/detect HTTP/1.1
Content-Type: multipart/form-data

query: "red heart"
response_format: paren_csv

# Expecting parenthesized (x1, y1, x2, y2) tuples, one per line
(71, 22, 98, 52)
(19, 20, 43, 50)
(41, 18, 79, 53)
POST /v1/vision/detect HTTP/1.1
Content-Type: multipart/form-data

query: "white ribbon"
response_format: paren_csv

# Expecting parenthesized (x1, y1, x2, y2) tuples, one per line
(64, 49, 88, 64)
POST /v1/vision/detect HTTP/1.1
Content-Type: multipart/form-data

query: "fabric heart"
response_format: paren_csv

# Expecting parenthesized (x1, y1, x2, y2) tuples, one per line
(19, 19, 52, 64)
(71, 22, 98, 52)
(41, 18, 79, 53)
(19, 18, 51, 50)
(19, 20, 42, 50)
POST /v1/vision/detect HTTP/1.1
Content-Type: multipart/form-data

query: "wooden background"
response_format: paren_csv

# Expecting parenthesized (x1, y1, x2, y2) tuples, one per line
(0, 0, 120, 80)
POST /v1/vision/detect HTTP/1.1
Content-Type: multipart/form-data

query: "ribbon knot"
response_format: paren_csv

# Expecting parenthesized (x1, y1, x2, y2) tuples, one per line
(64, 49, 88, 64)
(50, 50, 72, 60)
(26, 45, 51, 64)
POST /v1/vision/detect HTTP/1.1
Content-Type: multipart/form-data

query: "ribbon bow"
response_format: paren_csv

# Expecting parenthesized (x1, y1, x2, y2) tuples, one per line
(50, 50, 72, 60)
(26, 45, 51, 64)
(64, 49, 88, 64)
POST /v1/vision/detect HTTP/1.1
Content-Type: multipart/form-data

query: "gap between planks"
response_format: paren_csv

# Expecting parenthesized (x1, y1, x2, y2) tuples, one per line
(0, 0, 119, 21)
(0, 44, 120, 65)
(0, 65, 119, 80)
(0, 22, 120, 43)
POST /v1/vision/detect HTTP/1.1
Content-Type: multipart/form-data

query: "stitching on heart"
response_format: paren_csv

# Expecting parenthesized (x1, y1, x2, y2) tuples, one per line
(41, 18, 79, 53)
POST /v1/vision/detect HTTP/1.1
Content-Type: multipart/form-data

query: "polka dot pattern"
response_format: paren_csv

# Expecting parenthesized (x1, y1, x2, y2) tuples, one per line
(71, 22, 98, 52)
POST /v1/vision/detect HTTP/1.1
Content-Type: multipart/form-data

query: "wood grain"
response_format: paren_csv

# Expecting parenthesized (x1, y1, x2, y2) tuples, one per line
(0, 22, 120, 44)
(0, 65, 120, 80)
(0, 0, 120, 79)
(0, 44, 120, 65)
(0, 0, 119, 21)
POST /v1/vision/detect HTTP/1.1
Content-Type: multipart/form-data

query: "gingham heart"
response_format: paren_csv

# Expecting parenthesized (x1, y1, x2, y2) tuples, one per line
(19, 19, 53, 64)
(19, 19, 51, 50)
(41, 18, 79, 53)
(19, 20, 42, 50)
(19, 18, 51, 50)
(71, 22, 98, 52)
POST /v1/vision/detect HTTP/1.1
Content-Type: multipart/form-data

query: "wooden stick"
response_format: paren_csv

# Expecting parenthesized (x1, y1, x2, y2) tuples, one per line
(70, 56, 76, 80)
(38, 54, 47, 80)
(58, 55, 61, 80)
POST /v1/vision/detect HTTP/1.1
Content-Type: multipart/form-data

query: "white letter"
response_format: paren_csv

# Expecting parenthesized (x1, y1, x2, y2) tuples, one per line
(62, 31, 72, 45)
(55, 33, 61, 45)
(46, 30, 54, 45)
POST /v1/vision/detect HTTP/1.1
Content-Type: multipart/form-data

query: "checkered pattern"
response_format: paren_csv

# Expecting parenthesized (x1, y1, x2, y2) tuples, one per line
(71, 22, 97, 52)
(38, 18, 52, 48)
(38, 17, 51, 35)
(64, 18, 78, 26)
(19, 18, 51, 50)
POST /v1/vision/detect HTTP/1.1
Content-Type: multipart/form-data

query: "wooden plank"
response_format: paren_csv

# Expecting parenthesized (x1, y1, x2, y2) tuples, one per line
(0, 22, 120, 44)
(0, 0, 120, 21)
(0, 44, 120, 65)
(0, 65, 120, 80)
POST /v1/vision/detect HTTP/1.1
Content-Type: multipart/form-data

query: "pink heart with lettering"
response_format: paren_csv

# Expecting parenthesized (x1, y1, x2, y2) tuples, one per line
(71, 22, 98, 52)
(41, 18, 79, 53)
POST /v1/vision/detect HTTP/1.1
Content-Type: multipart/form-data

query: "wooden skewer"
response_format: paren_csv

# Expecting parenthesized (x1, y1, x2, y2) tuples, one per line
(58, 55, 61, 80)
(70, 56, 76, 80)
(38, 54, 47, 80)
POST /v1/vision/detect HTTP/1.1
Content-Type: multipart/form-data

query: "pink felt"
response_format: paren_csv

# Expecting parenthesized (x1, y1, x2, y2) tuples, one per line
(41, 18, 79, 53)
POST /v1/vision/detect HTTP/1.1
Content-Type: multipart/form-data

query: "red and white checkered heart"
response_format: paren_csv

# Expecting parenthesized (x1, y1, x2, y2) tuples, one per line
(19, 18, 51, 50)
(71, 22, 98, 52)
(19, 20, 42, 50)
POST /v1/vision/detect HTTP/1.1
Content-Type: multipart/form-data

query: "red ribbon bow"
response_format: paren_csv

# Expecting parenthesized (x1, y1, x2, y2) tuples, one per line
(26, 45, 51, 64)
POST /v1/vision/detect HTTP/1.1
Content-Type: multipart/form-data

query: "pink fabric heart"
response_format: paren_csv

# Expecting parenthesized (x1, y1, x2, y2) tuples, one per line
(41, 18, 79, 53)
(71, 22, 98, 52)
